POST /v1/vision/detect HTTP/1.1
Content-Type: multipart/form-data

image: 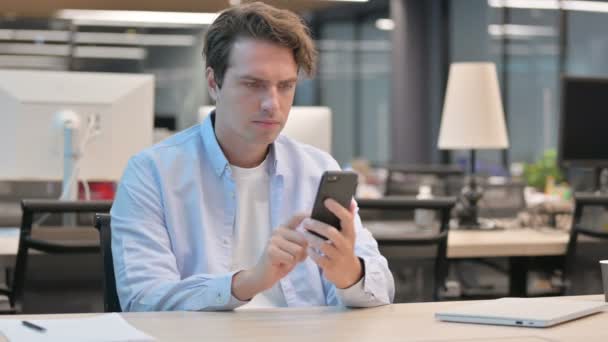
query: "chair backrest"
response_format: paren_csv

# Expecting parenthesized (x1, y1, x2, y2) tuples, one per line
(357, 196, 456, 302)
(13, 199, 113, 313)
(564, 193, 608, 295)
(384, 164, 464, 197)
(477, 179, 526, 218)
(94, 213, 122, 313)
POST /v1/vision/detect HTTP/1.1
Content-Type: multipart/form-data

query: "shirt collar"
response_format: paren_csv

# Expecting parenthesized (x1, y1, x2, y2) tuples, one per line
(200, 111, 287, 178)
(200, 112, 229, 177)
(268, 138, 289, 177)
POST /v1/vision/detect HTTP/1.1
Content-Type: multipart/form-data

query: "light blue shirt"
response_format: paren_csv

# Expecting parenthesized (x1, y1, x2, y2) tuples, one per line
(110, 114, 395, 311)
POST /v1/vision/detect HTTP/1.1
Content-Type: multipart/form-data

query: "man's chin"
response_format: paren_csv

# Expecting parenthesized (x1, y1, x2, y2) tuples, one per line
(256, 132, 281, 146)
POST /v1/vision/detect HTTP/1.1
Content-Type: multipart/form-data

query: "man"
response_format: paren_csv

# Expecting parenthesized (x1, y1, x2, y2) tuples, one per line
(111, 2, 394, 311)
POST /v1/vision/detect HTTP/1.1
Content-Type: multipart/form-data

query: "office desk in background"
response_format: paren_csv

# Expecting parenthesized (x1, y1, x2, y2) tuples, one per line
(0, 223, 595, 298)
(366, 222, 570, 258)
(0, 223, 570, 259)
(0, 225, 572, 297)
(366, 221, 572, 297)
(2, 295, 605, 341)
(0, 227, 98, 257)
(0, 226, 99, 283)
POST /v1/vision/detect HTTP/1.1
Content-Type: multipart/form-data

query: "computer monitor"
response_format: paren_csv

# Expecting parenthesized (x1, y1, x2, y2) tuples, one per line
(0, 69, 154, 183)
(559, 76, 608, 168)
(199, 106, 332, 154)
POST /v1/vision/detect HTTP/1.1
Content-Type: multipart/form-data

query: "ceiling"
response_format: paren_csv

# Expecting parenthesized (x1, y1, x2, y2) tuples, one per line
(1, 0, 340, 18)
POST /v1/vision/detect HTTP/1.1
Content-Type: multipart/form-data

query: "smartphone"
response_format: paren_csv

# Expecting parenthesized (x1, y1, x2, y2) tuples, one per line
(309, 171, 358, 238)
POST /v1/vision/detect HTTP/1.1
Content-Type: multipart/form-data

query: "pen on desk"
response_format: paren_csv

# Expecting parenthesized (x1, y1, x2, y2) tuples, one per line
(22, 320, 46, 333)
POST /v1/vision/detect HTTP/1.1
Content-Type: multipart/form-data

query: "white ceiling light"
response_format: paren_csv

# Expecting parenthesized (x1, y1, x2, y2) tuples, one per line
(0, 43, 70, 56)
(488, 24, 556, 37)
(55, 9, 218, 27)
(75, 32, 196, 46)
(375, 18, 394, 31)
(488, 0, 608, 13)
(0, 29, 70, 42)
(74, 46, 147, 60)
(487, 0, 560, 10)
(563, 0, 608, 13)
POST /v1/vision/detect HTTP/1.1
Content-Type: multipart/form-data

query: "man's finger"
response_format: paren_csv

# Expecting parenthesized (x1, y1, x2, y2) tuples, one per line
(324, 198, 356, 241)
(277, 226, 308, 247)
(284, 213, 308, 230)
(268, 245, 295, 265)
(308, 247, 330, 269)
(303, 219, 346, 250)
(274, 236, 307, 260)
(319, 241, 339, 260)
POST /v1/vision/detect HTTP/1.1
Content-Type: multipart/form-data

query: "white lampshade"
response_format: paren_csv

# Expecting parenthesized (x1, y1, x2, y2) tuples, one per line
(438, 62, 509, 150)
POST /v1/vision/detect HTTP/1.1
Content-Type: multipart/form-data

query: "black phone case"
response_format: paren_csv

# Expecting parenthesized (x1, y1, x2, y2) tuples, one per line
(310, 171, 358, 237)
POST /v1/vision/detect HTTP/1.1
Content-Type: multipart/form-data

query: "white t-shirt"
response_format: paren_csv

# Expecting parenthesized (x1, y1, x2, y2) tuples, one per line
(230, 158, 287, 308)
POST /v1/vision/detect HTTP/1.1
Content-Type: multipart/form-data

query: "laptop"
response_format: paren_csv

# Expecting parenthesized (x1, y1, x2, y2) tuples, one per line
(435, 297, 606, 328)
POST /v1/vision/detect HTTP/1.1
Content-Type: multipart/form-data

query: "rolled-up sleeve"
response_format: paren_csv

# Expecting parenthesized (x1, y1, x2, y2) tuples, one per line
(323, 204, 395, 307)
(111, 155, 248, 311)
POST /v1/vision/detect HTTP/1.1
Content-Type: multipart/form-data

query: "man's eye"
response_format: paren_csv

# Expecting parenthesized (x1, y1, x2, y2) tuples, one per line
(279, 83, 295, 90)
(245, 82, 260, 89)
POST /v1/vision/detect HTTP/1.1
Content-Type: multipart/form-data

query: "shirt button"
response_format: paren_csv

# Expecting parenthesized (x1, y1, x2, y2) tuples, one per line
(216, 293, 223, 304)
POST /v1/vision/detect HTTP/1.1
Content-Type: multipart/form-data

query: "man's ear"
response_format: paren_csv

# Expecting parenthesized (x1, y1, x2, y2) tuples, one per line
(206, 67, 219, 102)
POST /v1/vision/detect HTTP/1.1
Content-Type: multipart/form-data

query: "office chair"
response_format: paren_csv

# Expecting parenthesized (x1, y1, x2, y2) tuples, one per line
(357, 196, 456, 302)
(477, 179, 527, 220)
(8, 199, 112, 314)
(94, 214, 122, 313)
(384, 164, 464, 197)
(561, 193, 608, 295)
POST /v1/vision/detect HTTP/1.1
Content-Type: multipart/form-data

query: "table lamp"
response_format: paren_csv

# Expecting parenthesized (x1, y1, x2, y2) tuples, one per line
(438, 62, 509, 228)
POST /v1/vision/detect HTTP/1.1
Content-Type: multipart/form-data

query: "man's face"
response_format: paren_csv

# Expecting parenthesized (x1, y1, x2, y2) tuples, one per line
(207, 38, 298, 147)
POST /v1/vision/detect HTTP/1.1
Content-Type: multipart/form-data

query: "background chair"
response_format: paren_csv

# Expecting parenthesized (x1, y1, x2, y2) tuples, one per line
(357, 196, 456, 302)
(477, 179, 527, 219)
(561, 193, 608, 295)
(94, 213, 121, 313)
(7, 199, 112, 314)
(383, 164, 464, 197)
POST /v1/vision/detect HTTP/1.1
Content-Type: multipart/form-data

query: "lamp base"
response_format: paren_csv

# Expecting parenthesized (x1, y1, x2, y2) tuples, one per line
(455, 218, 499, 230)
(454, 174, 502, 230)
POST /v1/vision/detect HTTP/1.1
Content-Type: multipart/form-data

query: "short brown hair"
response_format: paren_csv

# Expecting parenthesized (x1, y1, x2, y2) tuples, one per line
(203, 2, 317, 88)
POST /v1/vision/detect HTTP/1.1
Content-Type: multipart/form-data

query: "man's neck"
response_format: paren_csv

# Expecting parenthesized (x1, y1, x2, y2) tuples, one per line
(214, 125, 268, 169)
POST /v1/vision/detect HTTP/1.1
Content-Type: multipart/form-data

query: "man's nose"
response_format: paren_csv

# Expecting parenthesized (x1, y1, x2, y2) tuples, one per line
(261, 87, 279, 114)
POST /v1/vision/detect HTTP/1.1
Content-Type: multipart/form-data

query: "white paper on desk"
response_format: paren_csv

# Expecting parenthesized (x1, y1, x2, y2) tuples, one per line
(0, 313, 155, 342)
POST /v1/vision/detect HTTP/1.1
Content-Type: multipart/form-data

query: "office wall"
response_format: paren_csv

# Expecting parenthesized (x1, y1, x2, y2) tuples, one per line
(144, 31, 207, 130)
(306, 1, 392, 166)
(0, 21, 208, 132)
(359, 16, 391, 165)
(449, 0, 506, 171)
(567, 11, 608, 77)
(318, 22, 358, 166)
(450, 0, 608, 168)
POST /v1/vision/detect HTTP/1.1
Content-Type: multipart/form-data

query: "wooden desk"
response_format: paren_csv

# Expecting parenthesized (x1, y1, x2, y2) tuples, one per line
(0, 229, 18, 254)
(366, 221, 574, 297)
(3, 295, 606, 342)
(0, 225, 583, 297)
(365, 221, 571, 258)
(0, 227, 98, 257)
(449, 227, 570, 258)
(0, 224, 571, 259)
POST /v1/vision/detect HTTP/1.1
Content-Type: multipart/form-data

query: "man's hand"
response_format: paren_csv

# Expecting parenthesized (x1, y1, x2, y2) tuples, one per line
(231, 214, 308, 301)
(303, 199, 363, 289)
